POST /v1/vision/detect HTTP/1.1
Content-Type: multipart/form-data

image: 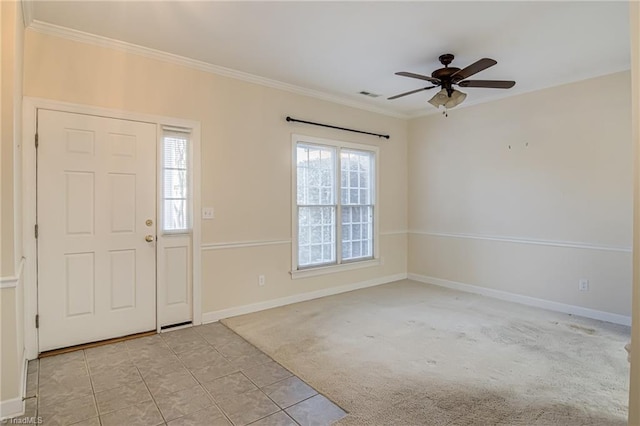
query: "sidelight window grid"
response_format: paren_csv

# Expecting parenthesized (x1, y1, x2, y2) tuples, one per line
(295, 138, 376, 270)
(162, 129, 191, 233)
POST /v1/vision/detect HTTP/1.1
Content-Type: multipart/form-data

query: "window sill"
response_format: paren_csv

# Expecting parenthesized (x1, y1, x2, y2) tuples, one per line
(290, 258, 381, 280)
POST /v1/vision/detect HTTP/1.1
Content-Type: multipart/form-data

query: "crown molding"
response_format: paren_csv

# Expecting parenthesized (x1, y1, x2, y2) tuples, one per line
(28, 20, 409, 120)
(406, 68, 632, 119)
(21, 0, 34, 28)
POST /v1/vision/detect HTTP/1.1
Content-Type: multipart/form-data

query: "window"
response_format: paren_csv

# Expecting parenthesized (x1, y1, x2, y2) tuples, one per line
(162, 128, 191, 233)
(294, 136, 377, 272)
(340, 150, 374, 261)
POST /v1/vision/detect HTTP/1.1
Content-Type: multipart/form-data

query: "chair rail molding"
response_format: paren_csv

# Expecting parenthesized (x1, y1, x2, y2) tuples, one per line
(410, 230, 632, 253)
(0, 258, 25, 289)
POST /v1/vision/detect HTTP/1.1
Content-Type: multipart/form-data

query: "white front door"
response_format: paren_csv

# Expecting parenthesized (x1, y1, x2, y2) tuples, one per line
(37, 109, 157, 352)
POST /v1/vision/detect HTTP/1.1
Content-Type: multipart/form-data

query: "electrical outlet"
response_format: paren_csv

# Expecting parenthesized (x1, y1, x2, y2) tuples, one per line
(258, 275, 265, 286)
(579, 279, 589, 292)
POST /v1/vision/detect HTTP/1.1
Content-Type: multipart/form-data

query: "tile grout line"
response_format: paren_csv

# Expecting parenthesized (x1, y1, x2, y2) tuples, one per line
(83, 349, 102, 426)
(81, 326, 337, 426)
(160, 329, 235, 425)
(244, 409, 300, 426)
(217, 323, 352, 423)
(191, 324, 291, 424)
(124, 338, 170, 426)
(196, 325, 310, 426)
(218, 322, 351, 417)
(197, 330, 281, 424)
(35, 359, 40, 422)
(191, 325, 301, 425)
(246, 372, 314, 426)
(239, 370, 298, 422)
(133, 365, 167, 426)
(28, 327, 347, 426)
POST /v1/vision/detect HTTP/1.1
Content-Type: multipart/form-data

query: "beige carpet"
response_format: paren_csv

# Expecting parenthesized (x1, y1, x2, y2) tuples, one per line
(222, 280, 630, 425)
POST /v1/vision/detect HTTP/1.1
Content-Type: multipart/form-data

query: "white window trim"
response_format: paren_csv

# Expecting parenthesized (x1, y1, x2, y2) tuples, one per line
(290, 134, 380, 279)
(160, 127, 192, 235)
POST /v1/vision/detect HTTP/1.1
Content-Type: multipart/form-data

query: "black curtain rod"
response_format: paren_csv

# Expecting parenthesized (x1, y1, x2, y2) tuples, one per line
(286, 116, 390, 139)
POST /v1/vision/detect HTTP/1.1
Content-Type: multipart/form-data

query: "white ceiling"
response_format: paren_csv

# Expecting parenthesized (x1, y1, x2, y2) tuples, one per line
(30, 1, 631, 118)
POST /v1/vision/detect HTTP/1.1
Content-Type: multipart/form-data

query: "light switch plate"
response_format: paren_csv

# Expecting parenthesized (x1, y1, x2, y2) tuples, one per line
(202, 207, 214, 219)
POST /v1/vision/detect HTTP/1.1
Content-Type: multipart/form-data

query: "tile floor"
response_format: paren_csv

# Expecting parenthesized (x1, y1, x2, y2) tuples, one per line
(6, 323, 347, 426)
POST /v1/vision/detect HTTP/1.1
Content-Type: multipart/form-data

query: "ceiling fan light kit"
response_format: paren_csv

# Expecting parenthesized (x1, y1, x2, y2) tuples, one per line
(389, 53, 516, 112)
(428, 88, 467, 109)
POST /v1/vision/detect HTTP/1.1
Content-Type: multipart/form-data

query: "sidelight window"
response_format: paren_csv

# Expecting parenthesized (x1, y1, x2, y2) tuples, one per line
(162, 128, 191, 233)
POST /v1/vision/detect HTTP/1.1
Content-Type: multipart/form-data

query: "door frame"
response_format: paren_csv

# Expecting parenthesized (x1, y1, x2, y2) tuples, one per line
(22, 97, 202, 359)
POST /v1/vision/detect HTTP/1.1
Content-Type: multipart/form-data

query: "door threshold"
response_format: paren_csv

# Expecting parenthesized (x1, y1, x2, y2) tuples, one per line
(160, 321, 192, 331)
(39, 330, 156, 358)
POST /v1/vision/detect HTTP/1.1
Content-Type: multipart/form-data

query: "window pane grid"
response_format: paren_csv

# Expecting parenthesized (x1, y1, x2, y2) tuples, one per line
(298, 206, 336, 267)
(296, 142, 374, 269)
(341, 205, 373, 261)
(341, 150, 372, 208)
(297, 145, 335, 206)
(340, 149, 373, 262)
(163, 133, 189, 232)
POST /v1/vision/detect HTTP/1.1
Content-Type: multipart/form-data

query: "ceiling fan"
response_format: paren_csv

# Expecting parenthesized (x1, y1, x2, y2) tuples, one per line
(388, 54, 515, 109)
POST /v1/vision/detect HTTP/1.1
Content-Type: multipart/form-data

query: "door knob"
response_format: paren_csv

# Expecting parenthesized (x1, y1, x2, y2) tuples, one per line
(145, 235, 155, 242)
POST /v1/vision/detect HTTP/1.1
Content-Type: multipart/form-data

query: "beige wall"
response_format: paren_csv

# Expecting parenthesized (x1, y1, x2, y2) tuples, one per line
(628, 1, 639, 423)
(408, 71, 632, 316)
(9, 9, 639, 422)
(1, 1, 19, 277)
(203, 235, 407, 313)
(0, 0, 25, 411)
(23, 30, 409, 316)
(0, 288, 20, 402)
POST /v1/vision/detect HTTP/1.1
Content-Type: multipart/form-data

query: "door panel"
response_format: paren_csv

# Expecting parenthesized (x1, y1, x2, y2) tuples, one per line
(109, 173, 137, 232)
(37, 109, 157, 351)
(109, 249, 136, 310)
(165, 246, 188, 305)
(65, 172, 95, 234)
(158, 236, 192, 327)
(64, 253, 95, 316)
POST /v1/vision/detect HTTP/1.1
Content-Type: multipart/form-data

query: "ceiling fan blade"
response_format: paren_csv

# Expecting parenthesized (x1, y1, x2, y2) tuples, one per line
(388, 86, 437, 100)
(451, 58, 497, 81)
(457, 80, 516, 89)
(395, 72, 441, 85)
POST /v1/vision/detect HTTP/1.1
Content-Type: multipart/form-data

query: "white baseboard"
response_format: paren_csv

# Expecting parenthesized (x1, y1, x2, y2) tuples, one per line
(408, 273, 631, 326)
(0, 353, 28, 420)
(202, 273, 407, 323)
(0, 397, 23, 421)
